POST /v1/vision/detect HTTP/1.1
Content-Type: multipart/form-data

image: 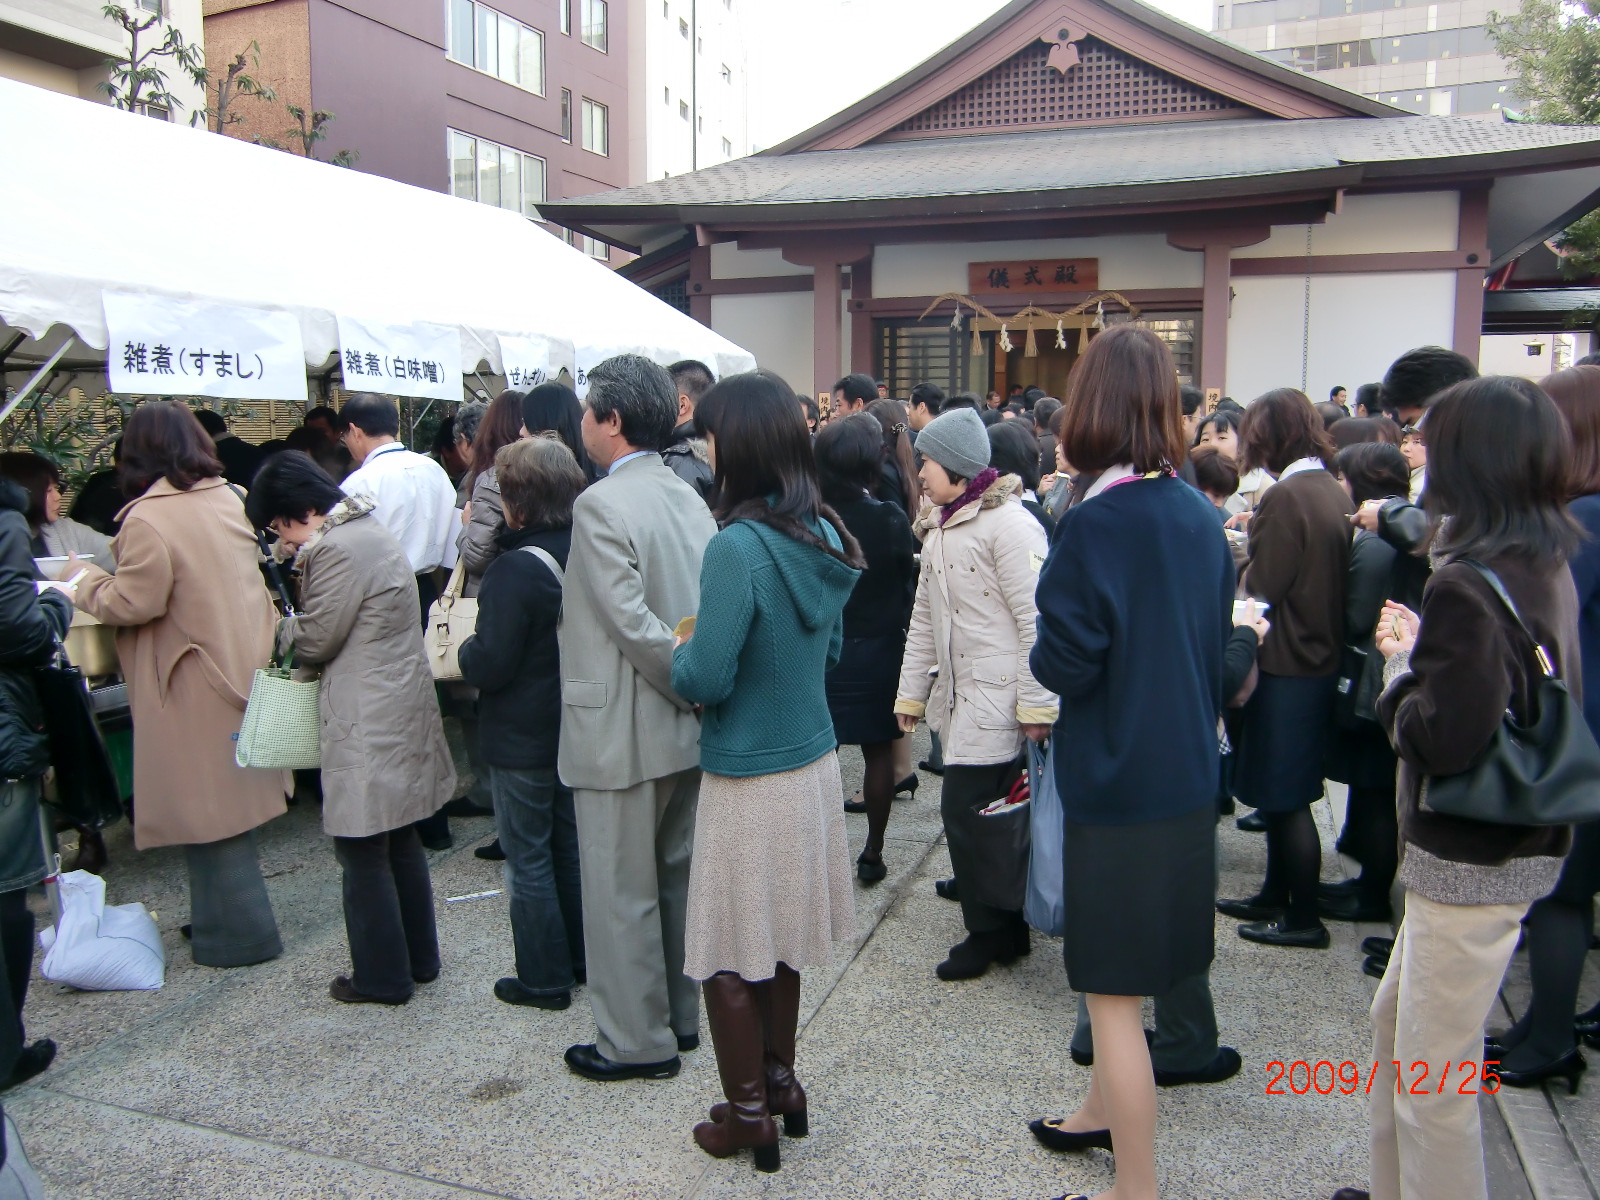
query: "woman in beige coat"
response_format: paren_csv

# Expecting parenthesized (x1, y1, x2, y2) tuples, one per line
(893, 407, 1056, 982)
(249, 450, 456, 1005)
(74, 403, 284, 968)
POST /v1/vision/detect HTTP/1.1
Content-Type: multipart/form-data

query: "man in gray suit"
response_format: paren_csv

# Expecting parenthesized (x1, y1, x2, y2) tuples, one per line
(558, 354, 719, 1082)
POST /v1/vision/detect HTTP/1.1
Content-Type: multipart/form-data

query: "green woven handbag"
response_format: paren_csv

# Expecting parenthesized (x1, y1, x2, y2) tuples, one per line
(234, 640, 322, 770)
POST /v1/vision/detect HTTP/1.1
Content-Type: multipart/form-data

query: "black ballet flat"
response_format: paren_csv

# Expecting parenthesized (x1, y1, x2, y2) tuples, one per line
(843, 798, 868, 814)
(1486, 1048, 1586, 1095)
(894, 774, 919, 797)
(1235, 811, 1267, 832)
(1030, 1117, 1111, 1153)
(856, 855, 887, 885)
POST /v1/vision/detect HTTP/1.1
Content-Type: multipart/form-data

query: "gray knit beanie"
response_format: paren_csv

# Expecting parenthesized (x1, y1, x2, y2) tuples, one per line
(915, 407, 992, 481)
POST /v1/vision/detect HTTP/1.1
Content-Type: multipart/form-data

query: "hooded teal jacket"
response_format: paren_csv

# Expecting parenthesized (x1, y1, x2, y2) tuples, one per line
(672, 509, 861, 778)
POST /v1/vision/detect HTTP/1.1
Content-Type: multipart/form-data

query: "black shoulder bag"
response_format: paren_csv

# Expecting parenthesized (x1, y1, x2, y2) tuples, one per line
(35, 637, 123, 830)
(1422, 561, 1600, 827)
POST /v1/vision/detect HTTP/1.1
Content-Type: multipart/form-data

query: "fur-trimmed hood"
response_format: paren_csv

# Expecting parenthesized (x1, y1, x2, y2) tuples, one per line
(912, 473, 1022, 540)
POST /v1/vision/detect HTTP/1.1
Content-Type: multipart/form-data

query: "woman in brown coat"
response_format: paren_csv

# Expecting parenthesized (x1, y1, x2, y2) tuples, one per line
(74, 402, 284, 968)
(249, 451, 456, 1005)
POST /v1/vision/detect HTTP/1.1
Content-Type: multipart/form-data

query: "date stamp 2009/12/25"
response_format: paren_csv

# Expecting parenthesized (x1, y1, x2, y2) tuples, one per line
(1266, 1061, 1502, 1096)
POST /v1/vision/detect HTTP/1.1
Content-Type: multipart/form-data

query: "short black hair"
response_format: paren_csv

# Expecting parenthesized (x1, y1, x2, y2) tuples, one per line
(908, 382, 945, 415)
(245, 450, 347, 528)
(1330, 385, 1347, 399)
(338, 393, 400, 438)
(669, 359, 715, 406)
(1424, 375, 1581, 568)
(1190, 446, 1239, 499)
(945, 393, 982, 413)
(1314, 401, 1347, 431)
(192, 408, 228, 436)
(1179, 384, 1204, 417)
(987, 419, 1042, 492)
(1578, 353, 1600, 368)
(813, 411, 884, 506)
(695, 369, 820, 523)
(587, 354, 678, 452)
(1034, 396, 1062, 429)
(1216, 396, 1243, 414)
(1381, 346, 1477, 417)
(832, 373, 877, 407)
(1022, 386, 1046, 409)
(979, 408, 1003, 427)
(304, 405, 339, 427)
(1354, 382, 1381, 414)
(1335, 442, 1410, 506)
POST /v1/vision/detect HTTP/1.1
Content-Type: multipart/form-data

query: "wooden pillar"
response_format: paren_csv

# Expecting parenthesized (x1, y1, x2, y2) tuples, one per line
(1454, 186, 1491, 364)
(687, 245, 712, 327)
(850, 258, 874, 376)
(780, 242, 873, 399)
(1168, 225, 1273, 396)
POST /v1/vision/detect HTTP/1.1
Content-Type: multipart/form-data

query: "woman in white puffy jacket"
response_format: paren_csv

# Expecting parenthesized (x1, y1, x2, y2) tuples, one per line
(894, 407, 1056, 982)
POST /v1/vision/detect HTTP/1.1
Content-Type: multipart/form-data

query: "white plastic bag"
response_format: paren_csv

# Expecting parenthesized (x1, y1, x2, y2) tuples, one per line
(38, 870, 165, 991)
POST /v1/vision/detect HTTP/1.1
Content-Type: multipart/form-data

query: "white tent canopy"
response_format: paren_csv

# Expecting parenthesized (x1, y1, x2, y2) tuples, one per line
(0, 77, 756, 393)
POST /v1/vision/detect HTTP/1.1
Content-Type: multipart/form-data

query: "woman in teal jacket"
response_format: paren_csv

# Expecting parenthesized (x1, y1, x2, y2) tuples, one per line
(672, 370, 864, 1175)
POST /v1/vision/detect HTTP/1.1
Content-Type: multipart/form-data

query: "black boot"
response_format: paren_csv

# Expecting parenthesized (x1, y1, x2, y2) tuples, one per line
(936, 929, 1018, 981)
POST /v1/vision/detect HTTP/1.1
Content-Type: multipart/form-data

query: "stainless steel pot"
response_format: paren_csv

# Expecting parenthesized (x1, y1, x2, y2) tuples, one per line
(65, 610, 120, 679)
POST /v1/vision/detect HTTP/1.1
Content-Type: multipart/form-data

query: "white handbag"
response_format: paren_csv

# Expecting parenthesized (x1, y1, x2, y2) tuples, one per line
(426, 560, 476, 682)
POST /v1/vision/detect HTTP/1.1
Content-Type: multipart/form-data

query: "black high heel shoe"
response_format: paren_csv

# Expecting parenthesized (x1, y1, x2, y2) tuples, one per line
(894, 774, 918, 797)
(1486, 1048, 1587, 1095)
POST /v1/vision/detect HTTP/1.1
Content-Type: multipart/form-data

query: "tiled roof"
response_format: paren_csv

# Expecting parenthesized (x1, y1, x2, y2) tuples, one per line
(542, 117, 1600, 219)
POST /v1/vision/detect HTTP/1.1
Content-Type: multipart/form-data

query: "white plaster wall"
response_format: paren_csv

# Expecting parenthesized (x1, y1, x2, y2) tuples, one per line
(871, 234, 1203, 297)
(1480, 332, 1596, 379)
(711, 244, 812, 279)
(1234, 192, 1461, 259)
(711, 291, 813, 393)
(1228, 272, 1458, 402)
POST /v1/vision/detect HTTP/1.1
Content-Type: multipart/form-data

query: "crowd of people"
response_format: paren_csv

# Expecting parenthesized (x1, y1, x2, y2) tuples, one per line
(3, 335, 1600, 1199)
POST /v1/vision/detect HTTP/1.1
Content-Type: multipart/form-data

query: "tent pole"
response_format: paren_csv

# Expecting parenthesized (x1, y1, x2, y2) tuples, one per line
(0, 340, 74, 428)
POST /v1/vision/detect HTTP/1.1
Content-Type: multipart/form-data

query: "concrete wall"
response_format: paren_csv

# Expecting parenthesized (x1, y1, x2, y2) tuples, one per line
(1480, 332, 1596, 380)
(710, 244, 811, 279)
(872, 233, 1203, 297)
(1227, 271, 1457, 402)
(711, 291, 812, 391)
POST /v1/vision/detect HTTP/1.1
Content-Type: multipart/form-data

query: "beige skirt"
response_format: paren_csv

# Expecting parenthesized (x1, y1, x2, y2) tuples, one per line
(683, 751, 857, 982)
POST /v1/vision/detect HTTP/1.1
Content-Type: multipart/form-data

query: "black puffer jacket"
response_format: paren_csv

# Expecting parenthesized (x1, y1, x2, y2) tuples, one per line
(0, 480, 72, 780)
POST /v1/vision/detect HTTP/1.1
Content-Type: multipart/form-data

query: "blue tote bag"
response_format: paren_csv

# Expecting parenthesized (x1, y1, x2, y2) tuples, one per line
(1023, 739, 1066, 937)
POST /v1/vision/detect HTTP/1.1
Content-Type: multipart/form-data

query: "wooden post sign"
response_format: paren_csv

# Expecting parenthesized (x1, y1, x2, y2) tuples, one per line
(969, 259, 1099, 294)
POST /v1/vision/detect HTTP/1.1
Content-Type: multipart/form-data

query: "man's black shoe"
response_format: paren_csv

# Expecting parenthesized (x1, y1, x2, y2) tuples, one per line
(1155, 1047, 1242, 1087)
(677, 1033, 700, 1053)
(564, 1043, 680, 1081)
(442, 795, 495, 818)
(3, 1039, 55, 1090)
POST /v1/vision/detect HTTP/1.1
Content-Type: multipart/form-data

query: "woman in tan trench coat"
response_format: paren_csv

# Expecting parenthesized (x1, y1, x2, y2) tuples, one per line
(247, 450, 455, 1005)
(73, 403, 285, 968)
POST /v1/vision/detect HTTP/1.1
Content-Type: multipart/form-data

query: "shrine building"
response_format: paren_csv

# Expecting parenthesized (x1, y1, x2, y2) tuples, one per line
(539, 0, 1600, 403)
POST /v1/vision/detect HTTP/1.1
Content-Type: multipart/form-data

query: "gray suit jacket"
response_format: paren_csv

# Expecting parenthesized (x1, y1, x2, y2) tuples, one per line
(557, 453, 718, 791)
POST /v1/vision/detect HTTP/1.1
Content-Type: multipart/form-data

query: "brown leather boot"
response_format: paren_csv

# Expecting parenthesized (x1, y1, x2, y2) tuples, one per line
(709, 964, 808, 1136)
(693, 972, 780, 1172)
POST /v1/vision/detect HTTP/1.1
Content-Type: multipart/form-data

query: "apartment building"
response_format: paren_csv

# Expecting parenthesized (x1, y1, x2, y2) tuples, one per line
(203, 0, 628, 260)
(1214, 0, 1517, 118)
(1, 0, 206, 118)
(627, 0, 750, 182)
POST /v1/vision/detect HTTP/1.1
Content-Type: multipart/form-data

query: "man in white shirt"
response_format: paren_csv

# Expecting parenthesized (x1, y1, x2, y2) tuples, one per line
(337, 393, 459, 619)
(336, 393, 463, 850)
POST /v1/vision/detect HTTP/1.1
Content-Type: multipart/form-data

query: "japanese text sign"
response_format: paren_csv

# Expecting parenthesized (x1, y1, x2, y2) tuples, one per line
(103, 292, 307, 402)
(968, 259, 1100, 294)
(572, 343, 613, 401)
(496, 334, 550, 391)
(336, 316, 461, 401)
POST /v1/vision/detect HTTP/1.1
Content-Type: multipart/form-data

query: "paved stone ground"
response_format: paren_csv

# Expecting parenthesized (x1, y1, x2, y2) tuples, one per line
(0, 733, 1564, 1199)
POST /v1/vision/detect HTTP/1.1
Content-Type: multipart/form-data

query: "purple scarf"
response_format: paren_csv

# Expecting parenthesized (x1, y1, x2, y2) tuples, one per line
(938, 467, 999, 527)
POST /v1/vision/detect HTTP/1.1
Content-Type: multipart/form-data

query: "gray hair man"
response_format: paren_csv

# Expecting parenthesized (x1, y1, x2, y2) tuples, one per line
(559, 354, 719, 1081)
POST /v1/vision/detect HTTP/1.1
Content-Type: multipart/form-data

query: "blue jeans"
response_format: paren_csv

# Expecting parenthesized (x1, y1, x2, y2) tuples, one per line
(488, 765, 584, 995)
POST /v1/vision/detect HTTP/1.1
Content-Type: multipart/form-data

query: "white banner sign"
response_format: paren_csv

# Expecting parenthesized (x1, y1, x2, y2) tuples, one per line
(337, 316, 461, 401)
(103, 292, 307, 402)
(496, 334, 549, 392)
(573, 343, 613, 401)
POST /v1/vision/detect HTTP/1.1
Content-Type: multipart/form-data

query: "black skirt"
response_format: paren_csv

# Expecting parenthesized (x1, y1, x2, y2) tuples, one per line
(1063, 804, 1217, 996)
(1233, 671, 1337, 813)
(825, 631, 905, 746)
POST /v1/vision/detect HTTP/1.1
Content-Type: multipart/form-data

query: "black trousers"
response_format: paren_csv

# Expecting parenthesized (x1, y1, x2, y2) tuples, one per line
(332, 827, 440, 1001)
(940, 760, 1025, 937)
(0, 890, 29, 1056)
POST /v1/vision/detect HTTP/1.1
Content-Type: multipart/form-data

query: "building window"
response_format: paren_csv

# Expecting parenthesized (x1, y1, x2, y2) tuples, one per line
(567, 230, 609, 261)
(679, 99, 689, 120)
(559, 0, 570, 34)
(581, 0, 608, 51)
(560, 88, 572, 142)
(448, 0, 544, 94)
(581, 97, 608, 155)
(136, 0, 162, 11)
(449, 128, 545, 220)
(720, 136, 732, 156)
(720, 62, 731, 83)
